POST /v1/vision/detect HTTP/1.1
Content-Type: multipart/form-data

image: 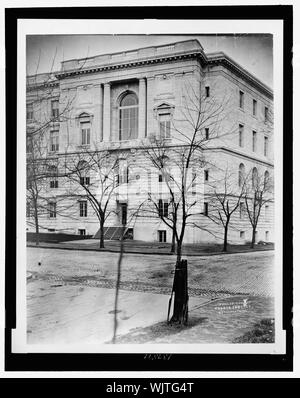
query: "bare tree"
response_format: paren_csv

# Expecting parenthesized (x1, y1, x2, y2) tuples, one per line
(63, 148, 121, 248)
(142, 78, 233, 263)
(205, 167, 246, 252)
(26, 50, 91, 243)
(244, 167, 273, 248)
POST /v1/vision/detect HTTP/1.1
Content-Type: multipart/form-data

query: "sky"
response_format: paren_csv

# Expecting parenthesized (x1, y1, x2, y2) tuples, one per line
(26, 34, 273, 88)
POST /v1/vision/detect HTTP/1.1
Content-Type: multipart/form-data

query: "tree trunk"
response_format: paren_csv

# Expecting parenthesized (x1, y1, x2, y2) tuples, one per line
(222, 222, 229, 252)
(99, 220, 105, 249)
(176, 240, 182, 264)
(170, 230, 176, 253)
(169, 259, 188, 325)
(34, 203, 39, 246)
(250, 227, 256, 249)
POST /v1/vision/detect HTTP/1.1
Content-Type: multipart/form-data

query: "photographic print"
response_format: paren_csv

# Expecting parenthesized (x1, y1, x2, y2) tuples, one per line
(8, 14, 290, 368)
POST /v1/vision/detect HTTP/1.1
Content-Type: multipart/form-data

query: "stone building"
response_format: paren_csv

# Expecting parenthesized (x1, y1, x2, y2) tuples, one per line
(26, 39, 274, 244)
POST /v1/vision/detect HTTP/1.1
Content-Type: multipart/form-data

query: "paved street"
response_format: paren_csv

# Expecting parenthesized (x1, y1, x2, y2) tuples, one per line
(27, 247, 274, 345)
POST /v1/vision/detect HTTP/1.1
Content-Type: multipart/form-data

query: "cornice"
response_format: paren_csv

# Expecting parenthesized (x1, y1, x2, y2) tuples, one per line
(207, 53, 273, 100)
(54, 51, 206, 80)
(26, 42, 273, 101)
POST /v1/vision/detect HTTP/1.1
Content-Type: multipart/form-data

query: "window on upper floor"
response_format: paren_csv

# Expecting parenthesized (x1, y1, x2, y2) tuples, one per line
(78, 160, 90, 186)
(264, 170, 270, 189)
(81, 122, 91, 146)
(203, 202, 208, 216)
(264, 106, 269, 123)
(205, 86, 210, 98)
(238, 163, 245, 187)
(51, 99, 59, 119)
(239, 124, 244, 147)
(27, 103, 34, 121)
(49, 130, 59, 152)
(158, 199, 168, 218)
(264, 136, 269, 157)
(79, 200, 88, 217)
(252, 167, 258, 189)
(159, 114, 171, 139)
(239, 91, 244, 109)
(119, 92, 138, 141)
(117, 160, 129, 185)
(48, 165, 58, 188)
(205, 128, 209, 140)
(48, 201, 57, 218)
(253, 99, 257, 116)
(239, 202, 245, 219)
(252, 131, 257, 152)
(204, 170, 209, 181)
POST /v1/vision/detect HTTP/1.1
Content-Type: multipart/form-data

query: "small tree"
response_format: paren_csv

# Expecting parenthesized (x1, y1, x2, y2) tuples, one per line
(244, 168, 273, 248)
(64, 148, 121, 248)
(206, 167, 246, 252)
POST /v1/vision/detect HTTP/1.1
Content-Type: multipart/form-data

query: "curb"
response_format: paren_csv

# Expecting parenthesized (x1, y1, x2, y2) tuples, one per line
(26, 243, 274, 257)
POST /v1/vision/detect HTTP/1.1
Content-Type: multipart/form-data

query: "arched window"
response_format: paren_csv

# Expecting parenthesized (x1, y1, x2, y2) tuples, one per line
(116, 159, 129, 185)
(119, 92, 138, 141)
(48, 165, 58, 188)
(78, 160, 90, 186)
(238, 163, 245, 187)
(252, 167, 258, 188)
(264, 170, 270, 188)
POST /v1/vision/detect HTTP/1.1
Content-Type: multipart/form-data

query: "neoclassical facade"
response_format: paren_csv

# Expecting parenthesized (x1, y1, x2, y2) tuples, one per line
(26, 39, 274, 244)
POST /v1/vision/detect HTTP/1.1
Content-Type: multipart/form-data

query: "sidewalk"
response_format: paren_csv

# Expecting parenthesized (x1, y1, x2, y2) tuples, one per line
(27, 278, 210, 345)
(27, 277, 274, 345)
(27, 238, 274, 257)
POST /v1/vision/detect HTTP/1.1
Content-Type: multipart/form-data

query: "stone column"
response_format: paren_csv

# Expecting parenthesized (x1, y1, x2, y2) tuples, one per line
(146, 76, 155, 138)
(138, 78, 146, 139)
(103, 82, 111, 141)
(98, 84, 103, 142)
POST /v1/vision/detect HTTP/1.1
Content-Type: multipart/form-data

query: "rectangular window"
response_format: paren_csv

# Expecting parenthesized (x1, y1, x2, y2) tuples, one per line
(239, 202, 245, 219)
(158, 230, 167, 243)
(81, 122, 91, 145)
(27, 103, 33, 121)
(205, 128, 209, 140)
(240, 231, 245, 239)
(264, 107, 269, 122)
(49, 130, 59, 152)
(50, 179, 58, 189)
(192, 171, 197, 195)
(253, 99, 257, 116)
(48, 202, 56, 218)
(51, 100, 59, 118)
(239, 91, 244, 109)
(80, 176, 90, 186)
(158, 199, 168, 218)
(265, 231, 269, 242)
(204, 202, 208, 216)
(204, 170, 209, 181)
(264, 136, 268, 156)
(78, 229, 86, 236)
(265, 204, 269, 219)
(119, 165, 129, 184)
(239, 124, 244, 147)
(79, 200, 88, 217)
(205, 86, 210, 98)
(159, 114, 171, 139)
(252, 131, 257, 152)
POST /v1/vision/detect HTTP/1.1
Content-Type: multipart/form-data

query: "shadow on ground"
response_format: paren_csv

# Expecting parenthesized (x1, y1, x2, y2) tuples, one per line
(110, 317, 209, 344)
